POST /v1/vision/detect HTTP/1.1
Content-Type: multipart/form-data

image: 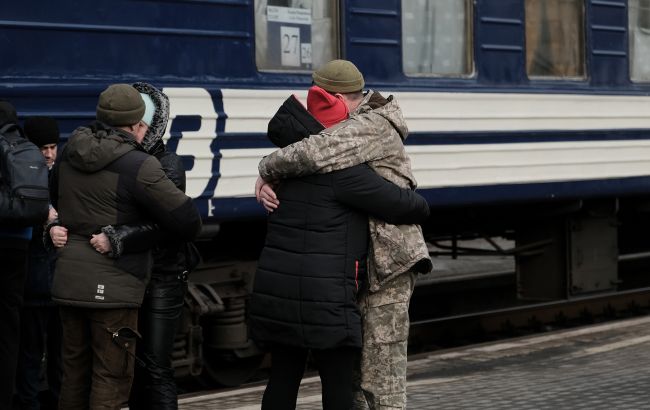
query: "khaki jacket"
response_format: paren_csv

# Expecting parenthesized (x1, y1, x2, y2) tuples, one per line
(259, 91, 432, 291)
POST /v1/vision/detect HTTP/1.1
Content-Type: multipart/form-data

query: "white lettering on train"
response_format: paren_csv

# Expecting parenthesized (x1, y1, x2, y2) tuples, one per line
(162, 87, 218, 203)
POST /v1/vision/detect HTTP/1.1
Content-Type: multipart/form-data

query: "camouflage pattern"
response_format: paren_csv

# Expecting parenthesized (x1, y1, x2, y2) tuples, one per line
(258, 90, 432, 291)
(352, 272, 416, 409)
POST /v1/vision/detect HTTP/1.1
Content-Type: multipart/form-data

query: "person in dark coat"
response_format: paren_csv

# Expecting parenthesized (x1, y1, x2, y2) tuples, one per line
(15, 116, 63, 409)
(47, 84, 202, 410)
(249, 92, 430, 410)
(125, 82, 192, 410)
(0, 101, 46, 410)
(88, 82, 195, 410)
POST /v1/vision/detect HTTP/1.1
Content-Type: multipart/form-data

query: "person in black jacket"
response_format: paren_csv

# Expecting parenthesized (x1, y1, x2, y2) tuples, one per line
(126, 82, 191, 410)
(249, 93, 430, 410)
(0, 101, 47, 410)
(15, 117, 63, 409)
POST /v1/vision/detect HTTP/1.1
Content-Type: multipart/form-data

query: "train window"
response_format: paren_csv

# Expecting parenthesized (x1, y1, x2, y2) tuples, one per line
(525, 0, 585, 79)
(402, 0, 474, 76)
(255, 0, 339, 72)
(629, 0, 650, 82)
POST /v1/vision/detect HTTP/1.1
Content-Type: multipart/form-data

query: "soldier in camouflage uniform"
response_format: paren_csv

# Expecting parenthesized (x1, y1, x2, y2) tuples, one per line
(256, 60, 432, 409)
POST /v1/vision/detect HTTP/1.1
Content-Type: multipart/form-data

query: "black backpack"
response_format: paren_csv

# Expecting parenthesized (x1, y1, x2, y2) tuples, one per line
(0, 123, 49, 226)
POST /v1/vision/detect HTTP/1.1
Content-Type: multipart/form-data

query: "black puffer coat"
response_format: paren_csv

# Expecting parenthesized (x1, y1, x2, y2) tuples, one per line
(250, 96, 429, 350)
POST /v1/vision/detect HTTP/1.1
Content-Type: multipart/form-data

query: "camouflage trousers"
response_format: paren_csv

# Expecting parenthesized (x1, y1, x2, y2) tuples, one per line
(352, 271, 416, 410)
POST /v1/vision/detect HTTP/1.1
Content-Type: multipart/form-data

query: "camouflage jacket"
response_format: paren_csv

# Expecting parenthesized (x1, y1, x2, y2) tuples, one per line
(259, 91, 432, 291)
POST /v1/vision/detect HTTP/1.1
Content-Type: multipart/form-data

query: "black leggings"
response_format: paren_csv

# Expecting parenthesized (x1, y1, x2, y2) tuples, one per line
(129, 272, 187, 410)
(262, 344, 360, 410)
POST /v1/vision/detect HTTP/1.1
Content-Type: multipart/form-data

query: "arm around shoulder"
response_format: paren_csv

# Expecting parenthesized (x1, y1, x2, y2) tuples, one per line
(135, 156, 202, 240)
(258, 136, 322, 181)
(258, 126, 380, 181)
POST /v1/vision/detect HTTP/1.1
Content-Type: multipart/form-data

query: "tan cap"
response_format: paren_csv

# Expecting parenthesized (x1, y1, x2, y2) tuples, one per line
(96, 84, 145, 127)
(312, 59, 365, 93)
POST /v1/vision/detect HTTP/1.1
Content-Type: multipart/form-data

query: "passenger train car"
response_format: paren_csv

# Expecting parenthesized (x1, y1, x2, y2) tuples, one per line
(4, 0, 650, 384)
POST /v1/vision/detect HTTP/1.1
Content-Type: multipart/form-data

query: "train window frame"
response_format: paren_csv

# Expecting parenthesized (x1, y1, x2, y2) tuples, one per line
(254, 0, 340, 74)
(629, 0, 650, 82)
(524, 0, 587, 81)
(401, 0, 476, 78)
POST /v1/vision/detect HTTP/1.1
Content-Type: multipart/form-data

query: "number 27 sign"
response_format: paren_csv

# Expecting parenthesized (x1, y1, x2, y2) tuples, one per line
(281, 26, 301, 67)
(267, 5, 312, 69)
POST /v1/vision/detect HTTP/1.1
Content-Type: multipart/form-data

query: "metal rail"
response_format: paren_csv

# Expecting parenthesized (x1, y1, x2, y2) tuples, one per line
(409, 287, 650, 347)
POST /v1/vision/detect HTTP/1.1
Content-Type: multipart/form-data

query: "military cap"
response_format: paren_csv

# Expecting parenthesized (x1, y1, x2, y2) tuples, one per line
(96, 84, 145, 127)
(312, 59, 365, 93)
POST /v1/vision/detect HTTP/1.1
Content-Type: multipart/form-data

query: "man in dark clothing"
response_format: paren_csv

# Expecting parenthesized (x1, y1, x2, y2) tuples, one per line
(48, 84, 202, 410)
(249, 92, 430, 410)
(15, 117, 63, 409)
(87, 82, 195, 410)
(0, 102, 48, 410)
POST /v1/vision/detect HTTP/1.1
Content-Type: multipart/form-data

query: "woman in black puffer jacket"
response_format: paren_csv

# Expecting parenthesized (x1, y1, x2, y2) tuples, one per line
(250, 94, 429, 410)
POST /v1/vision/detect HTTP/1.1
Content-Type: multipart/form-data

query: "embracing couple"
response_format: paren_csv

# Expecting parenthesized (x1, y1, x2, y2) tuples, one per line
(250, 59, 433, 410)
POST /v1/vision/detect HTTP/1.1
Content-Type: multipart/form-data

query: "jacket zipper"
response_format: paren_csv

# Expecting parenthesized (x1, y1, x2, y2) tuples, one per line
(355, 260, 359, 291)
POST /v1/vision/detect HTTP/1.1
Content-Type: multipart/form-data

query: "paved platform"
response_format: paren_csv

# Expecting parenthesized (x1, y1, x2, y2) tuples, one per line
(178, 315, 650, 409)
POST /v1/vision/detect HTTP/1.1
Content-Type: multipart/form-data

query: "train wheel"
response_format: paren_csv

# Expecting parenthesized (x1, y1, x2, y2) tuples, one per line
(201, 350, 265, 387)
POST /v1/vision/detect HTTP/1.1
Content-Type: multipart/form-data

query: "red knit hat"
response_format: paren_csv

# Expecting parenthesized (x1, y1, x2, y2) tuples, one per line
(306, 85, 349, 128)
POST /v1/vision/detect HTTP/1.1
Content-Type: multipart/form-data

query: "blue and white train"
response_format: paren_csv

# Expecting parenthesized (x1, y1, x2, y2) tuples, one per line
(4, 0, 650, 383)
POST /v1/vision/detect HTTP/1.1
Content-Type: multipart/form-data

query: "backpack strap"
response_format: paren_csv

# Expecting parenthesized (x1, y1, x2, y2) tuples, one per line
(0, 122, 18, 134)
(0, 123, 22, 139)
(0, 123, 13, 134)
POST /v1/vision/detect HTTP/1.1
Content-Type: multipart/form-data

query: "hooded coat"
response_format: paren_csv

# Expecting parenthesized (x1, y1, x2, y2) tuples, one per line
(50, 121, 201, 308)
(250, 95, 429, 349)
(99, 82, 192, 276)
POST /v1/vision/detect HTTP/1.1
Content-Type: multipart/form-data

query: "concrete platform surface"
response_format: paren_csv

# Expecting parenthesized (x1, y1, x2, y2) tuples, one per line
(178, 315, 650, 409)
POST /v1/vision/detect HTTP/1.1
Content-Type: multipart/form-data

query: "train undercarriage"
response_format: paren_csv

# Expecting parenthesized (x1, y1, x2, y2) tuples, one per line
(172, 195, 650, 386)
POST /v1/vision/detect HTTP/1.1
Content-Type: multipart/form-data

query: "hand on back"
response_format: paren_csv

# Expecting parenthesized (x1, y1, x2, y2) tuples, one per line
(255, 175, 279, 212)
